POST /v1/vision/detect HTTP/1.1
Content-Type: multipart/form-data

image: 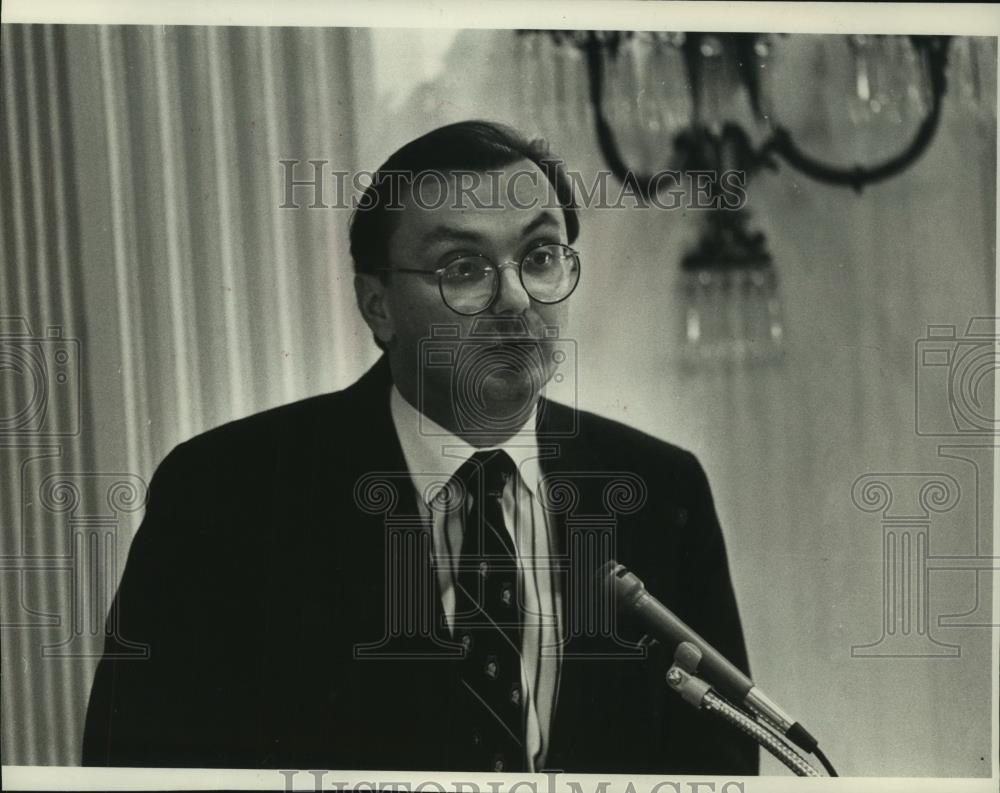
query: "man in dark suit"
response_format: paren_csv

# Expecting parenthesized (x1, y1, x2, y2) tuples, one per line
(83, 121, 758, 775)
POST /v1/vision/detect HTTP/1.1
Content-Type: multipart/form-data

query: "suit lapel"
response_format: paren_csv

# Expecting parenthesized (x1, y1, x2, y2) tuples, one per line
(316, 354, 453, 657)
(535, 396, 649, 770)
(536, 396, 599, 769)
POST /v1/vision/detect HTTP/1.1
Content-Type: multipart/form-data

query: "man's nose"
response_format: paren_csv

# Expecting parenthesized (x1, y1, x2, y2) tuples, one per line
(489, 262, 531, 314)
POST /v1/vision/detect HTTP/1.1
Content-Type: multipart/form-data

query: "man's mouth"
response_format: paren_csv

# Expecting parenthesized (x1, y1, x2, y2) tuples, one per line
(481, 338, 548, 363)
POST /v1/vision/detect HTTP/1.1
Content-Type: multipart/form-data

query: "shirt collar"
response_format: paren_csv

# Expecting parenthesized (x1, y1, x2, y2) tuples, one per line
(389, 384, 543, 505)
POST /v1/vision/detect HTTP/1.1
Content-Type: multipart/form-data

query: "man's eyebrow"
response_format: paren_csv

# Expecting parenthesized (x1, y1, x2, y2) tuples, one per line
(419, 211, 563, 247)
(519, 211, 561, 237)
(419, 226, 487, 246)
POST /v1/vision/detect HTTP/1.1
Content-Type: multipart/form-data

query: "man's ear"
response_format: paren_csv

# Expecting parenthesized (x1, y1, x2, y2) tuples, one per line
(354, 273, 395, 345)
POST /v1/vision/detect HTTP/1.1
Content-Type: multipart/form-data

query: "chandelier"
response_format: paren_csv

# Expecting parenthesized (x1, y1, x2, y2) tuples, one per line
(515, 32, 993, 367)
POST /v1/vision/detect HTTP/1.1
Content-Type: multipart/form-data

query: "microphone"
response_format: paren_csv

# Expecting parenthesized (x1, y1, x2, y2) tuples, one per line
(600, 560, 819, 754)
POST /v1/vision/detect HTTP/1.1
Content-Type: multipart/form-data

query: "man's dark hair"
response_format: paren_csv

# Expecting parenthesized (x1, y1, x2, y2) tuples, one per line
(349, 120, 580, 350)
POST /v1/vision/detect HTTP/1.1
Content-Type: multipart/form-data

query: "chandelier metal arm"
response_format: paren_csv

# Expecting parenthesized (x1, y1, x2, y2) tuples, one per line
(579, 32, 953, 198)
(760, 36, 952, 193)
(582, 34, 657, 196)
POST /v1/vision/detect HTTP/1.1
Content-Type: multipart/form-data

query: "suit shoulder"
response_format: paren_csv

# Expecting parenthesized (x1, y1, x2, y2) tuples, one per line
(145, 357, 391, 501)
(191, 390, 339, 450)
(153, 389, 349, 485)
(552, 399, 700, 472)
(165, 358, 388, 469)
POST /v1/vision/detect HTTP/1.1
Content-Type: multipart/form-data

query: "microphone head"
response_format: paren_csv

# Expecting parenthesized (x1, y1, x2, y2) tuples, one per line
(597, 559, 648, 613)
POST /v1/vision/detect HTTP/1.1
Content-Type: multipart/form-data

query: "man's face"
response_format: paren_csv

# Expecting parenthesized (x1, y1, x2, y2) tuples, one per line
(370, 158, 572, 437)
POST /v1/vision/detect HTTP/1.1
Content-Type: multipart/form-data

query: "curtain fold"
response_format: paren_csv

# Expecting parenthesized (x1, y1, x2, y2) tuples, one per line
(1, 23, 372, 765)
(2, 23, 96, 765)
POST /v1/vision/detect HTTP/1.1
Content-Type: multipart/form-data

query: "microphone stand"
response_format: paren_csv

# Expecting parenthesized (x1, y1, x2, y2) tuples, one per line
(665, 642, 823, 777)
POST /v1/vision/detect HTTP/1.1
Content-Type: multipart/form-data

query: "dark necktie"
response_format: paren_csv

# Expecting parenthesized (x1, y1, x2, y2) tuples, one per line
(450, 449, 526, 773)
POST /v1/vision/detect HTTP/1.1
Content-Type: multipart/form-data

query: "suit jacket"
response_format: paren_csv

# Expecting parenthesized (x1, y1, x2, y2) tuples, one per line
(82, 355, 759, 774)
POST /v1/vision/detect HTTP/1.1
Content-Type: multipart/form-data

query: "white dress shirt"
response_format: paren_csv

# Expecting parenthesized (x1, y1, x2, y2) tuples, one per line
(389, 385, 562, 771)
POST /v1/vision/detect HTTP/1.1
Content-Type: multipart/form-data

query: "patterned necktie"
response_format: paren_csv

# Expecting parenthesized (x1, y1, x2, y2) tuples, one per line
(450, 449, 526, 773)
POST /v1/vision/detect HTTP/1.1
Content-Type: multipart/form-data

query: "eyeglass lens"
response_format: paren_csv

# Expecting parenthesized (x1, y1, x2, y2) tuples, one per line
(440, 244, 580, 314)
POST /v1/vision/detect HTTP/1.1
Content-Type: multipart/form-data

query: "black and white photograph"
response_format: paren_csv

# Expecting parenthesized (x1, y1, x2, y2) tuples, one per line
(1, 2, 997, 791)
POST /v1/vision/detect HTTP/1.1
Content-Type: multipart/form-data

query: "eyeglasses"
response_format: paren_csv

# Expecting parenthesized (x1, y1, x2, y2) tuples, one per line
(377, 242, 581, 316)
